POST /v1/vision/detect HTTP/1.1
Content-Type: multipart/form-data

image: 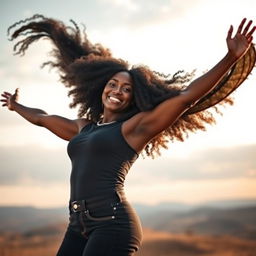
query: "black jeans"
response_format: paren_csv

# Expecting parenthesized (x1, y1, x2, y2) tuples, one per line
(56, 192, 143, 256)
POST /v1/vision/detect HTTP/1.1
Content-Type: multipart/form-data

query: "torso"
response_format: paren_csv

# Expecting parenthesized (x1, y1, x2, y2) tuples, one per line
(67, 120, 138, 201)
(77, 112, 149, 155)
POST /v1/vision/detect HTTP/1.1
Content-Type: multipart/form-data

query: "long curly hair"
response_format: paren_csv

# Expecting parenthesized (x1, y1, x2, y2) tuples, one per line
(8, 14, 235, 158)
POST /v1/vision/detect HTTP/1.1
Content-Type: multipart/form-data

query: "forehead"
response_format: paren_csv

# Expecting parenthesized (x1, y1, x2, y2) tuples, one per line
(110, 71, 133, 85)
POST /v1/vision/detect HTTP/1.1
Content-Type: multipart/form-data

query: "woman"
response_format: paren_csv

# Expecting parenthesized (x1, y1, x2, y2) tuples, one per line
(1, 15, 255, 256)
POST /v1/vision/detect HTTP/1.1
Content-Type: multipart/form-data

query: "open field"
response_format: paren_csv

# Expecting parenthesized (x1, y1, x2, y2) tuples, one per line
(0, 227, 255, 256)
(137, 228, 256, 256)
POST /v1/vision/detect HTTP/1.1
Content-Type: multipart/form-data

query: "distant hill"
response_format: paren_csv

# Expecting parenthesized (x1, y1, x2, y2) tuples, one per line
(0, 199, 256, 240)
(0, 206, 67, 232)
(134, 198, 256, 216)
(142, 206, 256, 240)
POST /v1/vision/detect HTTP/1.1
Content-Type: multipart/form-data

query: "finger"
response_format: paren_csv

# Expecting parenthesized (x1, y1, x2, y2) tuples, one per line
(237, 18, 247, 34)
(1, 94, 9, 99)
(227, 25, 233, 40)
(3, 91, 12, 96)
(247, 36, 253, 44)
(242, 20, 253, 35)
(1, 91, 10, 95)
(246, 26, 256, 38)
(2, 103, 7, 107)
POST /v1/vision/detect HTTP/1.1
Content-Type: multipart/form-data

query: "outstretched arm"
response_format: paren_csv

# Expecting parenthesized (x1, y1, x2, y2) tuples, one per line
(180, 18, 255, 105)
(1, 88, 89, 140)
(124, 18, 255, 152)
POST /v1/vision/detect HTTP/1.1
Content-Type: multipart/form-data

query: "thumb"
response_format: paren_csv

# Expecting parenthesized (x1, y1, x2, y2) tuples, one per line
(13, 88, 19, 101)
(14, 88, 19, 95)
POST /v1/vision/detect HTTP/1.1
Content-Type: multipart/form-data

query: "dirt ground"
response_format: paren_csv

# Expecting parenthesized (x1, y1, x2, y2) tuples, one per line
(0, 228, 256, 256)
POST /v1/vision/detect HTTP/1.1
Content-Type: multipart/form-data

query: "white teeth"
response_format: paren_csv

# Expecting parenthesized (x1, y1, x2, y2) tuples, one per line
(109, 96, 121, 103)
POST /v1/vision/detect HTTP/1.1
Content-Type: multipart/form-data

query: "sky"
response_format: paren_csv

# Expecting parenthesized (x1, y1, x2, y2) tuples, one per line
(0, 0, 256, 208)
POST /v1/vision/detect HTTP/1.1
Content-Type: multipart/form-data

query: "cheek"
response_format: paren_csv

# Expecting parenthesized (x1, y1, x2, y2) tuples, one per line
(102, 88, 108, 98)
(126, 95, 133, 105)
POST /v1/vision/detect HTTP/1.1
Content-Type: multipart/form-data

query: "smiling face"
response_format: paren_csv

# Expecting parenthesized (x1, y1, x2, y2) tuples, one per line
(102, 71, 133, 115)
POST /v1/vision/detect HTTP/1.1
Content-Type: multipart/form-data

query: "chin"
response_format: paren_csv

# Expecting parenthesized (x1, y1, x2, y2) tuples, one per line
(104, 103, 130, 112)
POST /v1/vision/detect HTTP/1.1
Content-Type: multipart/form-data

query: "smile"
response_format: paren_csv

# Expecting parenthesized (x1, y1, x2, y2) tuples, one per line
(108, 96, 122, 104)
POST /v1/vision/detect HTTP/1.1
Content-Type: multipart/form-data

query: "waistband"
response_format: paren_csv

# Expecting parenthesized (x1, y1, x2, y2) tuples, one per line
(69, 190, 126, 213)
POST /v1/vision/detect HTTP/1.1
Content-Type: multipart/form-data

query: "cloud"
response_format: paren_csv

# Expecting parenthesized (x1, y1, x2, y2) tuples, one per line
(87, 0, 202, 30)
(0, 39, 58, 84)
(1, 144, 255, 187)
(126, 177, 256, 205)
(100, 0, 139, 11)
(127, 144, 256, 185)
(0, 145, 70, 185)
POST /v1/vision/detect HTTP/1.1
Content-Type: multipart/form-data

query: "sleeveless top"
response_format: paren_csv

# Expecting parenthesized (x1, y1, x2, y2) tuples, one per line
(67, 121, 138, 201)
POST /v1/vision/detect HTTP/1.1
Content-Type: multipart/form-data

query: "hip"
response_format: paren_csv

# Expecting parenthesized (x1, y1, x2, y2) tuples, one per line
(68, 191, 143, 239)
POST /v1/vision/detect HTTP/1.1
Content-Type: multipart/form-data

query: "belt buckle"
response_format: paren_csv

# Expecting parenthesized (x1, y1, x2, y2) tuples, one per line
(71, 201, 80, 212)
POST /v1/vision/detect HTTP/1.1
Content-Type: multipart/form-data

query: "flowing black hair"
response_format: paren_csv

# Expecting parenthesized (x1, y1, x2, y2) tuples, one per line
(8, 14, 256, 158)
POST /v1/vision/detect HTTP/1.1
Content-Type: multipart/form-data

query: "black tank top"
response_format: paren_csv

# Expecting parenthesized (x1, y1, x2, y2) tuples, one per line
(67, 121, 138, 201)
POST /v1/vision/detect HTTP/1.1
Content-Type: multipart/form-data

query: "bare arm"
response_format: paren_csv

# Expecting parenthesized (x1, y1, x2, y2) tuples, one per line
(124, 18, 255, 152)
(1, 89, 88, 140)
(180, 18, 255, 106)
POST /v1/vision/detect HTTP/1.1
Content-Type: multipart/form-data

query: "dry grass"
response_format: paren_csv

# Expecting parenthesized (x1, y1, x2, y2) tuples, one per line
(137, 228, 256, 256)
(0, 228, 256, 256)
(0, 233, 63, 256)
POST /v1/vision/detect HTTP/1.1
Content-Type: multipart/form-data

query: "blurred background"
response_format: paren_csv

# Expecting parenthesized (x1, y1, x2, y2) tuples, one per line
(0, 0, 256, 255)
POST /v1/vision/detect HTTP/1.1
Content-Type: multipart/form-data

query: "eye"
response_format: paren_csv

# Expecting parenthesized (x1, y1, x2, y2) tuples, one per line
(123, 87, 132, 93)
(108, 81, 116, 88)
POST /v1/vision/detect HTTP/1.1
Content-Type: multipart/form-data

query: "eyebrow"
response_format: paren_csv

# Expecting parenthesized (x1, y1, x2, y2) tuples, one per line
(111, 78, 132, 86)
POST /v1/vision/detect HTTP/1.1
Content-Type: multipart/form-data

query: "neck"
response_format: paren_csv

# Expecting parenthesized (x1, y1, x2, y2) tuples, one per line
(102, 111, 122, 124)
(102, 117, 117, 123)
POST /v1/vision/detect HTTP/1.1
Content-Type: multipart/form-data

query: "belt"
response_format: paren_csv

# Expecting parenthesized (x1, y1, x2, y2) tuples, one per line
(70, 191, 125, 213)
(70, 199, 117, 222)
(70, 200, 87, 213)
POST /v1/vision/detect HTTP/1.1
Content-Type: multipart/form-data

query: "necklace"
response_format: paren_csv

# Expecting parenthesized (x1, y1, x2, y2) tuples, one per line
(96, 120, 117, 126)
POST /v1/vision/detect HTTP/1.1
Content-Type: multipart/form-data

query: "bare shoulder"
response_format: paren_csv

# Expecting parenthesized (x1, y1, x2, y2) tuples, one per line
(121, 112, 150, 153)
(122, 112, 147, 135)
(121, 94, 190, 153)
(75, 118, 92, 132)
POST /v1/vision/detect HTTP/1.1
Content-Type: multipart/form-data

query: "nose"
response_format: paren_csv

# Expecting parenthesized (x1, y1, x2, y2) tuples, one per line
(112, 86, 122, 94)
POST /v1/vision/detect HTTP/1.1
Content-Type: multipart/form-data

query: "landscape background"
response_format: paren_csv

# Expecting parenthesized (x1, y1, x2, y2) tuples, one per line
(1, 200, 256, 255)
(1, 0, 256, 255)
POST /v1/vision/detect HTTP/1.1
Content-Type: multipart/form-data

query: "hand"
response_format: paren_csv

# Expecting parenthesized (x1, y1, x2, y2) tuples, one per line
(1, 88, 19, 111)
(227, 18, 255, 60)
